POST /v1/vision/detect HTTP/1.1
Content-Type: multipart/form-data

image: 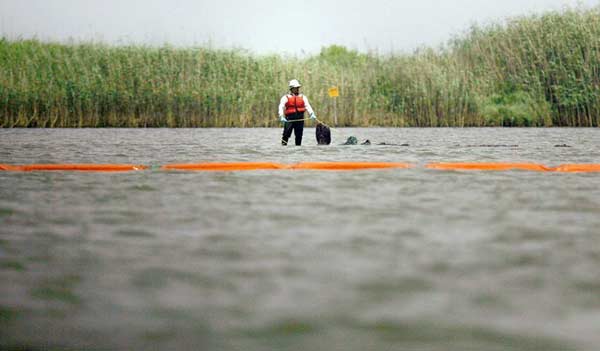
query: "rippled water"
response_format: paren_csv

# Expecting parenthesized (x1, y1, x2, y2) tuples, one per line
(1, 128, 600, 350)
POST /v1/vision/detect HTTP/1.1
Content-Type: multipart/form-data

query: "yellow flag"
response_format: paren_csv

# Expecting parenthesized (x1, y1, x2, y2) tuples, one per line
(328, 87, 339, 98)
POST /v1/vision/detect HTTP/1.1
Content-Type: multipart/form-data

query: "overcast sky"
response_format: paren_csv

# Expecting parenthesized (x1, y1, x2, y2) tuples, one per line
(0, 0, 598, 55)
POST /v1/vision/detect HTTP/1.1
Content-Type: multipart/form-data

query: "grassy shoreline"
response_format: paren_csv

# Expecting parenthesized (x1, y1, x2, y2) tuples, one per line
(1, 6, 599, 128)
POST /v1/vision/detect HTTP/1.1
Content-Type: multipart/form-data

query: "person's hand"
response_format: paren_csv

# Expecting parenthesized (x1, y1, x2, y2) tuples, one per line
(280, 115, 287, 123)
(310, 113, 317, 120)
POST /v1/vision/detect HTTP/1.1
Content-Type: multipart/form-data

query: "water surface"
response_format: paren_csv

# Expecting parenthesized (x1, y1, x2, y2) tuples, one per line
(1, 128, 600, 350)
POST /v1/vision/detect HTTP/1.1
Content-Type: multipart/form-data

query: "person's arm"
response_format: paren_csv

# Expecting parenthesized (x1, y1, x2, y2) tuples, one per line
(278, 95, 288, 117)
(303, 95, 316, 116)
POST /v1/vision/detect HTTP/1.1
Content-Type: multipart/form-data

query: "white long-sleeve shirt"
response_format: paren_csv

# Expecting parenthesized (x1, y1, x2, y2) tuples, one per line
(278, 94, 315, 117)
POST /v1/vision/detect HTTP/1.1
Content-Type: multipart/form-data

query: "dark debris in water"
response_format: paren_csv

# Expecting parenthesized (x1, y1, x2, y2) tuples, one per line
(362, 139, 410, 146)
(554, 144, 571, 147)
(341, 137, 409, 146)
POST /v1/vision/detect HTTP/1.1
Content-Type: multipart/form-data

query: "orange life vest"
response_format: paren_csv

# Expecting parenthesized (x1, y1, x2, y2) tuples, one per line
(284, 95, 306, 116)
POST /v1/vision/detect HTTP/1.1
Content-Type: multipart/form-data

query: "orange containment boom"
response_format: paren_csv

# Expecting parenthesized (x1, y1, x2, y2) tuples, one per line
(161, 162, 285, 171)
(0, 164, 147, 172)
(551, 164, 600, 173)
(160, 162, 413, 171)
(291, 162, 413, 170)
(425, 162, 551, 172)
(3, 162, 600, 173)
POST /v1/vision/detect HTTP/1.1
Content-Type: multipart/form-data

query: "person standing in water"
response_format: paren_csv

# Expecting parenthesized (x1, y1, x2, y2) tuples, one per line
(278, 79, 317, 145)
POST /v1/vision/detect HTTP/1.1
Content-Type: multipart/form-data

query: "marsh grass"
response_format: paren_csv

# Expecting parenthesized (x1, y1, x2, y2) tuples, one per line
(1, 6, 599, 127)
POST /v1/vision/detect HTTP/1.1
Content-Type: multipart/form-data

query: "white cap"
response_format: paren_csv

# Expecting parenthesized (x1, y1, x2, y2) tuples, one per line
(288, 79, 302, 88)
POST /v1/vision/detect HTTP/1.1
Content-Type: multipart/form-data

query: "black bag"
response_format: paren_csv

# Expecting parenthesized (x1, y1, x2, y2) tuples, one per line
(316, 123, 331, 145)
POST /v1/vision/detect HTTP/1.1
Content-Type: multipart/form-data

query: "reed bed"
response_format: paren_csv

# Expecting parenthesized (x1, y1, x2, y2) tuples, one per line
(1, 6, 599, 127)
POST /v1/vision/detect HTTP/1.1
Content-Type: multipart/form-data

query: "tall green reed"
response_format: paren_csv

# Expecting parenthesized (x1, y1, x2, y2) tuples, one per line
(1, 6, 599, 127)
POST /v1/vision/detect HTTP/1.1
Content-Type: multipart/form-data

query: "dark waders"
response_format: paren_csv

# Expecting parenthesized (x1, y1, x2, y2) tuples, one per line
(282, 112, 304, 146)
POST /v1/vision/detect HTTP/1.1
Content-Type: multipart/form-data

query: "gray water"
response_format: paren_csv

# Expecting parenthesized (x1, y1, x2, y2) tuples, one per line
(1, 128, 600, 351)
